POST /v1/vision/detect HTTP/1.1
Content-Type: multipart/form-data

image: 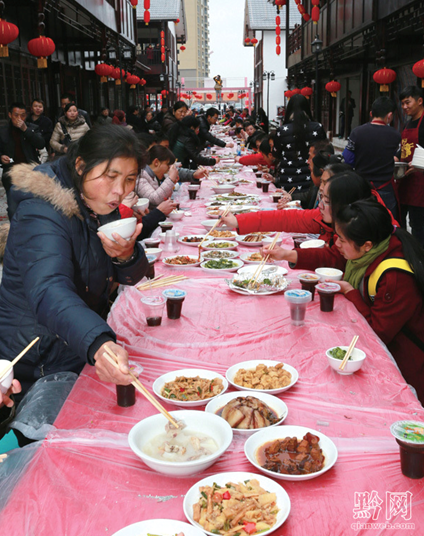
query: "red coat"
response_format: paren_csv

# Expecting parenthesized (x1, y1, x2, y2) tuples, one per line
(297, 235, 424, 403)
(238, 153, 268, 166)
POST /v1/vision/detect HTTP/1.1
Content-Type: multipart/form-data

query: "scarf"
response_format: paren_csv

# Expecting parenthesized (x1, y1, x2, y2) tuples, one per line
(343, 236, 391, 289)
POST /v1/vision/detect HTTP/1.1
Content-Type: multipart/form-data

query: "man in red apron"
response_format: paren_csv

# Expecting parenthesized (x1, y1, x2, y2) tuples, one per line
(398, 86, 424, 248)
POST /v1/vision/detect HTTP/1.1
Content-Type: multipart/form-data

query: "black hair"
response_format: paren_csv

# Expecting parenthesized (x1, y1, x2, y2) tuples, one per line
(252, 132, 267, 149)
(9, 102, 26, 112)
(283, 94, 314, 158)
(127, 105, 139, 115)
(324, 162, 351, 176)
(312, 152, 345, 177)
(399, 85, 424, 102)
(310, 140, 334, 154)
(147, 144, 176, 166)
(99, 107, 109, 113)
(31, 98, 44, 107)
(64, 102, 78, 114)
(60, 93, 74, 102)
(235, 127, 243, 135)
(168, 115, 200, 149)
(155, 132, 169, 144)
(137, 132, 156, 149)
(243, 121, 255, 129)
(206, 107, 219, 117)
(235, 118, 244, 125)
(371, 96, 396, 119)
(336, 199, 424, 293)
(173, 100, 189, 113)
(327, 170, 372, 223)
(259, 138, 273, 156)
(66, 124, 146, 192)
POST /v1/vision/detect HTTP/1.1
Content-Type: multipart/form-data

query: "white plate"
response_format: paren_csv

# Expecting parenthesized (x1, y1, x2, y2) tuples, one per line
(178, 235, 211, 247)
(220, 193, 251, 200)
(152, 368, 228, 407)
(162, 255, 202, 268)
(200, 259, 244, 273)
(236, 234, 268, 247)
(207, 231, 237, 239)
(240, 252, 275, 264)
(227, 272, 289, 296)
(202, 240, 238, 251)
(237, 265, 288, 276)
(112, 519, 205, 536)
(226, 360, 299, 395)
(201, 250, 239, 260)
(205, 391, 288, 434)
(183, 472, 291, 536)
(244, 425, 338, 481)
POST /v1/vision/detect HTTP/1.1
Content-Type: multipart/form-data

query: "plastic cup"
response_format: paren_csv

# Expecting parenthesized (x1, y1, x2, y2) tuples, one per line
(298, 273, 321, 301)
(159, 221, 174, 232)
(316, 282, 341, 312)
(284, 289, 312, 326)
(163, 289, 187, 319)
(116, 363, 143, 408)
(141, 296, 166, 326)
(188, 189, 197, 200)
(272, 193, 282, 203)
(391, 421, 424, 479)
(292, 235, 309, 248)
(262, 181, 270, 193)
(256, 179, 262, 188)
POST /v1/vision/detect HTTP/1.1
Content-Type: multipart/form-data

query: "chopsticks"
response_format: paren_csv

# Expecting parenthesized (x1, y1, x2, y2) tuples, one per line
(287, 187, 296, 196)
(0, 337, 40, 382)
(102, 346, 179, 428)
(197, 206, 231, 260)
(339, 335, 359, 371)
(137, 275, 188, 291)
(249, 233, 281, 289)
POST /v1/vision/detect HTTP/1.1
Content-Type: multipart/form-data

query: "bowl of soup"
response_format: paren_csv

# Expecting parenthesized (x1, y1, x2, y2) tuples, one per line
(315, 267, 343, 281)
(98, 217, 137, 241)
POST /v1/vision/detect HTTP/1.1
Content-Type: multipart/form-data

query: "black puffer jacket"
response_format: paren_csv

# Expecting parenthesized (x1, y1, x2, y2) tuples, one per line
(171, 126, 216, 169)
(0, 158, 148, 394)
(161, 112, 178, 133)
(273, 120, 326, 191)
(198, 115, 226, 148)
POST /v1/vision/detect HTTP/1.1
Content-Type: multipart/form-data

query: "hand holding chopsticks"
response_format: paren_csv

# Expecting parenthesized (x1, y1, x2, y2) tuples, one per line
(339, 335, 359, 371)
(0, 337, 40, 382)
(102, 345, 179, 428)
(249, 233, 281, 289)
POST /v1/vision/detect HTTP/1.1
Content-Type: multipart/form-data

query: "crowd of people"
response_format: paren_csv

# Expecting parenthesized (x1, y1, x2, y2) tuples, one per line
(0, 86, 423, 447)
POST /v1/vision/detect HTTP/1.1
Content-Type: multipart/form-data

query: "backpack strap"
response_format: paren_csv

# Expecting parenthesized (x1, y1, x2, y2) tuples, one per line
(368, 258, 414, 300)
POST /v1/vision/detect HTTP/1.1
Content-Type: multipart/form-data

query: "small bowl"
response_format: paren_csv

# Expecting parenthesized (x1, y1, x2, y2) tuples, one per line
(212, 185, 236, 195)
(326, 346, 367, 375)
(262, 235, 283, 246)
(201, 220, 231, 232)
(299, 239, 325, 249)
(0, 359, 13, 395)
(315, 267, 343, 281)
(168, 210, 185, 222)
(132, 198, 149, 214)
(97, 217, 137, 241)
(128, 409, 233, 476)
(144, 247, 162, 261)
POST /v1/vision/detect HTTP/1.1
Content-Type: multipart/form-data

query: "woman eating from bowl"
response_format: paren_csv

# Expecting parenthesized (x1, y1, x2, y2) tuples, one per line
(0, 125, 149, 398)
(50, 102, 90, 154)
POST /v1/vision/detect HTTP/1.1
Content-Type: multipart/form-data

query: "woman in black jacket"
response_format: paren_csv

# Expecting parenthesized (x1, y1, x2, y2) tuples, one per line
(273, 94, 326, 192)
(0, 125, 149, 398)
(169, 116, 218, 169)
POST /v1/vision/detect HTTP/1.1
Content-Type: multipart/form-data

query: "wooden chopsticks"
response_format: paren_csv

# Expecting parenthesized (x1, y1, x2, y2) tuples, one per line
(287, 187, 296, 196)
(339, 335, 359, 371)
(137, 275, 188, 292)
(0, 337, 40, 382)
(197, 206, 231, 260)
(249, 232, 281, 289)
(102, 345, 179, 428)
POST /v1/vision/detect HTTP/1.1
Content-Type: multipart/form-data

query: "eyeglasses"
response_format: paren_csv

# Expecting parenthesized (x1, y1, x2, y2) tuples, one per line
(317, 192, 331, 207)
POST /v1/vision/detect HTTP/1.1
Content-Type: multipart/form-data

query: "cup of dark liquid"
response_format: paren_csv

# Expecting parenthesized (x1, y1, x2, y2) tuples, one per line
(292, 235, 309, 249)
(272, 193, 282, 203)
(145, 237, 161, 248)
(140, 296, 166, 326)
(284, 289, 312, 326)
(262, 181, 271, 193)
(298, 273, 321, 301)
(116, 363, 143, 407)
(188, 184, 200, 200)
(146, 255, 156, 279)
(162, 289, 187, 319)
(391, 421, 424, 479)
(159, 221, 174, 232)
(316, 282, 341, 312)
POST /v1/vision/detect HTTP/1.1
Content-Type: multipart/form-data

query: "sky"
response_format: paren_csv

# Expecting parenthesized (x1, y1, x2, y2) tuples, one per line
(208, 0, 254, 87)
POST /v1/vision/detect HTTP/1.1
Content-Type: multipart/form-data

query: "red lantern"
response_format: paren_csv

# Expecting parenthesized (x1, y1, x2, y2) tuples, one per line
(276, 26, 281, 36)
(285, 90, 293, 99)
(110, 67, 125, 85)
(161, 31, 164, 38)
(244, 38, 251, 44)
(276, 45, 281, 56)
(130, 0, 138, 8)
(126, 75, 140, 88)
(0, 19, 19, 57)
(180, 45, 186, 51)
(251, 38, 258, 46)
(161, 53, 165, 63)
(161, 38, 165, 46)
(144, 10, 150, 24)
(294, 0, 301, 4)
(298, 5, 306, 15)
(413, 59, 424, 88)
(303, 13, 311, 22)
(276, 35, 281, 45)
(373, 68, 396, 92)
(276, 16, 281, 25)
(275, 0, 286, 5)
(311, 6, 320, 23)
(95, 63, 113, 83)
(206, 93, 213, 100)
(291, 88, 301, 95)
(325, 80, 341, 97)
(175, 18, 180, 24)
(27, 36, 55, 68)
(301, 87, 313, 99)
(161, 89, 168, 96)
(139, 78, 146, 86)
(144, 0, 150, 7)
(228, 92, 234, 99)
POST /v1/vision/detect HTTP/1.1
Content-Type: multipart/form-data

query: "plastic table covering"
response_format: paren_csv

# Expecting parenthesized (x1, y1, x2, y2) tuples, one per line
(1, 170, 424, 536)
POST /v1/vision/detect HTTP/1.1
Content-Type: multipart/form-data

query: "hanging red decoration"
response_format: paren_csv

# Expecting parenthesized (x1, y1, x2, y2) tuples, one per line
(139, 78, 146, 86)
(276, 15, 281, 25)
(161, 89, 168, 96)
(291, 88, 301, 95)
(301, 87, 313, 99)
(110, 67, 125, 85)
(161, 38, 165, 46)
(126, 75, 140, 88)
(373, 68, 396, 92)
(303, 13, 311, 22)
(298, 5, 306, 15)
(285, 90, 293, 99)
(0, 19, 19, 57)
(325, 80, 341, 97)
(251, 38, 258, 46)
(228, 92, 234, 99)
(244, 38, 251, 44)
(180, 45, 186, 51)
(413, 59, 424, 88)
(160, 30, 164, 38)
(275, 26, 281, 36)
(311, 6, 320, 23)
(294, 0, 301, 4)
(95, 63, 113, 83)
(276, 45, 281, 56)
(206, 93, 213, 100)
(276, 35, 281, 45)
(130, 0, 138, 9)
(161, 44, 165, 63)
(275, 0, 286, 5)
(27, 36, 55, 68)
(161, 53, 165, 63)
(144, 10, 150, 24)
(175, 18, 180, 24)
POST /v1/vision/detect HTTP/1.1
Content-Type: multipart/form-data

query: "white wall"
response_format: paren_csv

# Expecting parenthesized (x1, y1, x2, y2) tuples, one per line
(262, 31, 287, 122)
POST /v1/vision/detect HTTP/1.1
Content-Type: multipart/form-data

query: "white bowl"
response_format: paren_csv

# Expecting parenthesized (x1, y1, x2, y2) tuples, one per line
(299, 239, 325, 249)
(201, 220, 232, 232)
(168, 210, 185, 221)
(226, 359, 298, 395)
(315, 267, 343, 281)
(128, 410, 233, 476)
(178, 235, 212, 247)
(244, 425, 338, 481)
(97, 217, 137, 241)
(326, 346, 367, 375)
(235, 234, 266, 247)
(212, 185, 236, 194)
(153, 368, 229, 407)
(132, 198, 149, 214)
(0, 359, 13, 395)
(112, 519, 204, 536)
(262, 235, 283, 246)
(205, 391, 288, 434)
(144, 247, 162, 261)
(201, 259, 244, 272)
(183, 471, 291, 536)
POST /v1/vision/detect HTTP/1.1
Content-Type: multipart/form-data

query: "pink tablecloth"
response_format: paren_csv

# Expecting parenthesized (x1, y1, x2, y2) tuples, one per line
(1, 171, 423, 536)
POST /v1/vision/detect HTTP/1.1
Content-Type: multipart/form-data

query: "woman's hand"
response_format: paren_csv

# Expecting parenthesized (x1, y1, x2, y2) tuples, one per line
(262, 172, 274, 182)
(98, 222, 142, 261)
(157, 199, 177, 215)
(0, 380, 21, 408)
(168, 164, 179, 184)
(94, 342, 132, 385)
(219, 212, 238, 229)
(261, 245, 298, 264)
(277, 194, 292, 209)
(193, 168, 208, 180)
(333, 280, 354, 295)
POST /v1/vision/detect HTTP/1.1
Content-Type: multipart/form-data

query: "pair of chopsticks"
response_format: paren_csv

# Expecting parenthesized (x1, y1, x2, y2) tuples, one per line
(102, 346, 179, 428)
(339, 335, 359, 371)
(197, 206, 231, 260)
(137, 274, 188, 292)
(249, 233, 281, 289)
(287, 187, 296, 196)
(0, 337, 40, 382)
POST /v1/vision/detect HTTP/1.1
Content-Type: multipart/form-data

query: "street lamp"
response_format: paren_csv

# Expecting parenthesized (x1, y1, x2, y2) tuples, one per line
(262, 71, 275, 120)
(311, 34, 323, 122)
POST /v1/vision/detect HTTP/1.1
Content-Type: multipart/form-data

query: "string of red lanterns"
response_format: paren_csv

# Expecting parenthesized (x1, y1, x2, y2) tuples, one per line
(144, 0, 150, 25)
(130, 0, 138, 9)
(160, 30, 165, 63)
(276, 15, 281, 56)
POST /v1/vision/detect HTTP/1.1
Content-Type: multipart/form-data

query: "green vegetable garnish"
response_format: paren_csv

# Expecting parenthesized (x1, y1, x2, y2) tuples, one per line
(329, 347, 351, 360)
(201, 491, 208, 499)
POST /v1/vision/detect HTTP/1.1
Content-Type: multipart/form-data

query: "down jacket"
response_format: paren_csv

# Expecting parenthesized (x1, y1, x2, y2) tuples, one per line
(135, 167, 175, 210)
(171, 126, 216, 169)
(198, 115, 226, 148)
(50, 115, 90, 154)
(0, 158, 148, 394)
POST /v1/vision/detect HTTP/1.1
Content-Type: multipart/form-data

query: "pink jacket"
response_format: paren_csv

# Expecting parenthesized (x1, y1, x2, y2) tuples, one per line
(135, 168, 175, 209)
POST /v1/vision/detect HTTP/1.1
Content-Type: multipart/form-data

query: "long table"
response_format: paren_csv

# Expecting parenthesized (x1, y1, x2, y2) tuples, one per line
(1, 168, 423, 536)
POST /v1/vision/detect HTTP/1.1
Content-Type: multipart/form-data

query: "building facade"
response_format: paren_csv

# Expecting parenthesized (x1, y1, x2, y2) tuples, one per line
(179, 0, 210, 88)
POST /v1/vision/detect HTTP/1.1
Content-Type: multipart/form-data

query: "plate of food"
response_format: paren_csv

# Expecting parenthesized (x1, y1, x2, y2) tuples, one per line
(201, 258, 244, 273)
(201, 250, 239, 260)
(237, 266, 287, 277)
(178, 235, 211, 246)
(153, 369, 228, 407)
(183, 472, 291, 536)
(244, 425, 338, 481)
(240, 252, 274, 264)
(163, 255, 202, 267)
(207, 230, 237, 239)
(235, 233, 274, 247)
(221, 192, 250, 199)
(112, 519, 205, 536)
(205, 391, 288, 434)
(202, 241, 238, 251)
(226, 270, 289, 296)
(226, 360, 298, 395)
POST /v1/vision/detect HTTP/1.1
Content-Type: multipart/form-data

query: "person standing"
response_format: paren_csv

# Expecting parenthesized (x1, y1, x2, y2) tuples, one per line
(50, 103, 90, 155)
(343, 96, 401, 218)
(57, 93, 92, 128)
(96, 108, 112, 126)
(398, 85, 424, 248)
(30, 98, 53, 149)
(339, 90, 356, 139)
(198, 107, 234, 149)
